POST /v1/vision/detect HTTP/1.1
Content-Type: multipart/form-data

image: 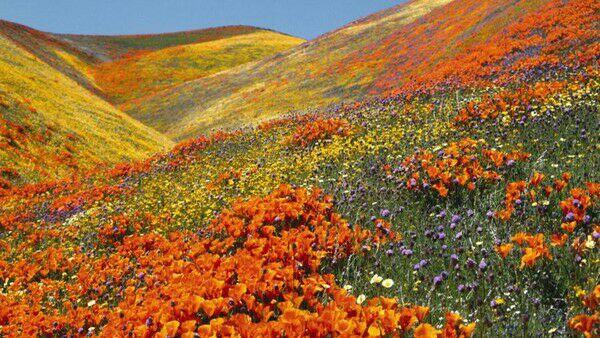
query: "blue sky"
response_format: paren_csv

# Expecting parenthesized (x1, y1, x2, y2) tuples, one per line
(0, 0, 404, 39)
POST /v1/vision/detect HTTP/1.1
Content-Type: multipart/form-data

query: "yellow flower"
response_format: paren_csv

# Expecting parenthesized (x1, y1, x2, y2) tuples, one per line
(381, 279, 394, 288)
(356, 294, 367, 304)
(584, 235, 596, 250)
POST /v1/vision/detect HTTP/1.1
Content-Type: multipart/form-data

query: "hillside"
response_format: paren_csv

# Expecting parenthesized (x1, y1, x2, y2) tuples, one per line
(0, 31, 172, 185)
(124, 0, 455, 139)
(90, 31, 304, 107)
(52, 27, 304, 107)
(0, 20, 102, 95)
(125, 0, 597, 140)
(53, 26, 272, 61)
(0, 22, 302, 184)
(0, 0, 598, 336)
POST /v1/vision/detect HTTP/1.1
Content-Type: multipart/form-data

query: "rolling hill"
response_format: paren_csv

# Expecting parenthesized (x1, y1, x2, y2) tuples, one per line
(124, 0, 597, 141)
(0, 23, 173, 185)
(53, 26, 305, 106)
(0, 0, 598, 336)
(89, 30, 304, 106)
(0, 22, 302, 185)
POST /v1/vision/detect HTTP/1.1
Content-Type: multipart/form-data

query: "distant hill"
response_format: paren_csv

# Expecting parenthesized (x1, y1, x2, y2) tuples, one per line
(53, 26, 275, 61)
(123, 0, 456, 139)
(52, 26, 304, 106)
(123, 0, 596, 140)
(0, 25, 172, 185)
(0, 22, 302, 185)
(88, 30, 304, 106)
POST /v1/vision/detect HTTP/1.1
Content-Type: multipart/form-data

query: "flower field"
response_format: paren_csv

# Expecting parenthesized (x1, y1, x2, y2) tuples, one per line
(0, 0, 599, 336)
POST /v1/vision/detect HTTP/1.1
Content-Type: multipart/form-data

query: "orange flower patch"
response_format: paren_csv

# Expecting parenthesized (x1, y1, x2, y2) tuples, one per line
(0, 185, 471, 337)
(569, 284, 600, 337)
(509, 232, 552, 269)
(398, 138, 529, 197)
(287, 118, 353, 148)
(454, 80, 572, 125)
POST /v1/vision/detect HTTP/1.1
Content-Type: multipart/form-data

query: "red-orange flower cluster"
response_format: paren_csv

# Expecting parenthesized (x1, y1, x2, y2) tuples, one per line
(0, 185, 474, 337)
(287, 118, 352, 148)
(569, 285, 599, 338)
(399, 138, 529, 197)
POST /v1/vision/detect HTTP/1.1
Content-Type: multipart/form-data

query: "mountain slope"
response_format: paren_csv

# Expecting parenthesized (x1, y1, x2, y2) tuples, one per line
(91, 30, 304, 106)
(0, 20, 102, 96)
(125, 0, 596, 141)
(53, 26, 271, 61)
(0, 33, 172, 185)
(125, 0, 454, 139)
(0, 0, 598, 336)
(52, 27, 304, 107)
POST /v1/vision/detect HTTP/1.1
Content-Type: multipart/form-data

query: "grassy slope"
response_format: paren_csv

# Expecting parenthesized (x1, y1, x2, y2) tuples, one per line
(52, 26, 267, 61)
(125, 0, 560, 141)
(0, 21, 301, 183)
(0, 20, 102, 96)
(92, 31, 304, 107)
(0, 0, 598, 336)
(0, 34, 173, 185)
(125, 0, 455, 140)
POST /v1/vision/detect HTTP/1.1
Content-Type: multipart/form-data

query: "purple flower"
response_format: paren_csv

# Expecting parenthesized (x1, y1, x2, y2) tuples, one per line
(402, 249, 413, 257)
(565, 212, 575, 222)
(467, 209, 475, 217)
(437, 210, 447, 219)
(451, 254, 459, 262)
(458, 284, 466, 292)
(438, 232, 446, 240)
(466, 258, 476, 269)
(455, 231, 463, 240)
(433, 275, 443, 286)
(451, 214, 461, 223)
(479, 259, 488, 270)
(486, 210, 495, 218)
(381, 209, 391, 218)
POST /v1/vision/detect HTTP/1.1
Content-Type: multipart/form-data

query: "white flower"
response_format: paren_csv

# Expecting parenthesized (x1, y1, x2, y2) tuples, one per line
(381, 279, 394, 288)
(87, 300, 96, 307)
(356, 294, 367, 304)
(370, 274, 383, 284)
(343, 284, 353, 291)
